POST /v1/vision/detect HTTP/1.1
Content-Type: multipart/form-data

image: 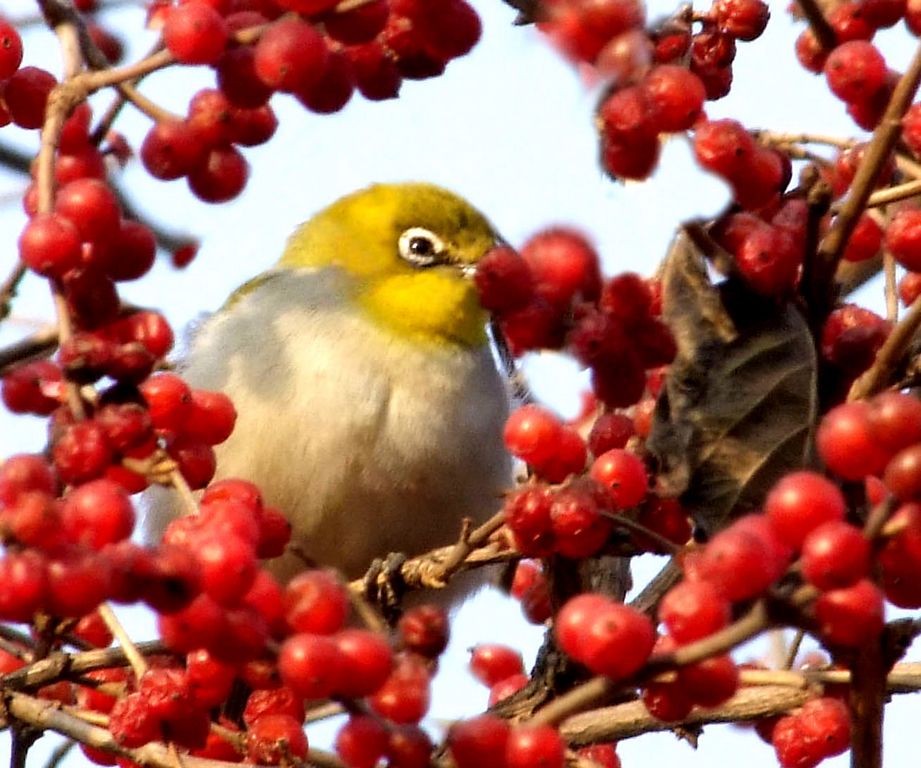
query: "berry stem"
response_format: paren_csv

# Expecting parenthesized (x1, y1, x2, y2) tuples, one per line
(96, 604, 147, 680)
(862, 178, 921, 208)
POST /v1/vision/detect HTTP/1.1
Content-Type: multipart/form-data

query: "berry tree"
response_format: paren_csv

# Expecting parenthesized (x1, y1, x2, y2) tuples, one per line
(2, 1, 921, 767)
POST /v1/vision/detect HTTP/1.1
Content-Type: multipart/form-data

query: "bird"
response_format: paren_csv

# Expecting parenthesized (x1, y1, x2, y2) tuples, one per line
(150, 182, 513, 598)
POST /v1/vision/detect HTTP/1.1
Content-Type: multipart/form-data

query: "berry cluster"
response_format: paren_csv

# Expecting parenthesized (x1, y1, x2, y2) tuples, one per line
(768, 697, 850, 768)
(500, 397, 692, 563)
(447, 713, 570, 768)
(794, 1, 907, 130)
(477, 229, 675, 409)
(535, 0, 770, 181)
(137, 0, 481, 202)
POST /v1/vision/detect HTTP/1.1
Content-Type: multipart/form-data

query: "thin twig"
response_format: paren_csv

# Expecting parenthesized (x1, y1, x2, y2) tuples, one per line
(848, 291, 921, 400)
(43, 738, 76, 768)
(96, 605, 148, 680)
(0, 264, 27, 323)
(797, 0, 837, 50)
(864, 178, 921, 208)
(0, 326, 59, 375)
(885, 253, 898, 322)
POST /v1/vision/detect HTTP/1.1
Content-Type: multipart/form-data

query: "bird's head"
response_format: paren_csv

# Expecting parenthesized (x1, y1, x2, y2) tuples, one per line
(279, 182, 501, 347)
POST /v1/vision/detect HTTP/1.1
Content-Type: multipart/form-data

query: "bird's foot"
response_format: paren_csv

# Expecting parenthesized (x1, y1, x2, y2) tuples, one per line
(363, 552, 407, 624)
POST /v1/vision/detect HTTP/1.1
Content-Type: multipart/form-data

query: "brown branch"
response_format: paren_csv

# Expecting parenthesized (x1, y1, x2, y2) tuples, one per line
(559, 663, 921, 746)
(2, 640, 167, 692)
(0, 264, 27, 323)
(864, 178, 921, 208)
(349, 510, 515, 595)
(3, 691, 275, 768)
(0, 327, 59, 376)
(818, 42, 921, 269)
(97, 605, 147, 680)
(848, 291, 921, 400)
(796, 0, 837, 50)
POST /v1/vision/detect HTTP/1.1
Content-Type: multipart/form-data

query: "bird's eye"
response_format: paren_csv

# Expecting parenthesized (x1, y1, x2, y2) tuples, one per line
(398, 227, 445, 267)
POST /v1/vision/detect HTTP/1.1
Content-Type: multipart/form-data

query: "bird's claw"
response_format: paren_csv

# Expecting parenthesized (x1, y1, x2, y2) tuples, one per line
(364, 552, 407, 623)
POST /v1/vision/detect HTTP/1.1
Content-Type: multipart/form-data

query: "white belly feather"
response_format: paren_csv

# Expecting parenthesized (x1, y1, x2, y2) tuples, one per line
(160, 268, 512, 581)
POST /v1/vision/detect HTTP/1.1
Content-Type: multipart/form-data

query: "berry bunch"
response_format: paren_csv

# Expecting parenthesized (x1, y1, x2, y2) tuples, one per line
(477, 229, 675, 407)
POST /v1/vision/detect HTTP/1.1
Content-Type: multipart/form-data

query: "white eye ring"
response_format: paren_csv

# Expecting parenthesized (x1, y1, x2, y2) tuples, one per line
(398, 227, 445, 267)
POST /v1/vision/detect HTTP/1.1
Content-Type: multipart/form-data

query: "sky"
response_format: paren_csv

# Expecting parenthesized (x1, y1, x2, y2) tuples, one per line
(0, 0, 918, 766)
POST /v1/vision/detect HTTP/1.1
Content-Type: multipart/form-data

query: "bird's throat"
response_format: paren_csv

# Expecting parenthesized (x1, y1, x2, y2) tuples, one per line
(359, 272, 488, 348)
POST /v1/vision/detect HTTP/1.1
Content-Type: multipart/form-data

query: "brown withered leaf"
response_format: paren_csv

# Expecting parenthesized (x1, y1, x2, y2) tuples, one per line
(647, 232, 818, 537)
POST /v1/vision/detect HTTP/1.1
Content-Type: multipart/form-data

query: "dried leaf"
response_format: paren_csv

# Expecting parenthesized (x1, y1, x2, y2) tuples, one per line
(647, 233, 819, 537)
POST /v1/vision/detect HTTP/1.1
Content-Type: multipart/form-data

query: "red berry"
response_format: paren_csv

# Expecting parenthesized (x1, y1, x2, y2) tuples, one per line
(369, 651, 431, 724)
(52, 421, 113, 485)
(5, 67, 56, 130)
(278, 632, 344, 700)
(814, 578, 885, 646)
(867, 391, 921, 453)
(54, 178, 121, 248)
(284, 569, 349, 634)
(246, 714, 309, 764)
(589, 449, 648, 509)
(104, 220, 157, 282)
(801, 521, 870, 590)
(0, 551, 48, 622)
(141, 373, 193, 432)
(0, 17, 23, 79)
(824, 40, 886, 102)
(555, 593, 655, 680)
(398, 605, 449, 658)
(140, 120, 203, 180)
(676, 653, 739, 707)
(185, 389, 237, 445)
(469, 644, 525, 687)
(899, 271, 921, 306)
(505, 725, 565, 768)
(336, 715, 389, 768)
(254, 17, 328, 93)
(504, 484, 554, 555)
(549, 478, 614, 558)
(690, 515, 790, 601)
(712, 0, 770, 40)
(503, 405, 564, 465)
(18, 214, 83, 278)
(886, 208, 921, 270)
(61, 479, 135, 550)
(0, 454, 56, 505)
(883, 443, 921, 501)
(693, 119, 755, 180)
(764, 471, 846, 550)
(187, 144, 249, 203)
(163, 2, 229, 65)
(2, 361, 62, 415)
(334, 628, 394, 698)
(817, 401, 891, 480)
(659, 580, 731, 643)
(842, 213, 883, 262)
(520, 228, 602, 308)
(588, 412, 634, 455)
(322, 1, 389, 44)
(448, 715, 510, 768)
(642, 65, 706, 132)
(474, 246, 534, 315)
(243, 687, 305, 727)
